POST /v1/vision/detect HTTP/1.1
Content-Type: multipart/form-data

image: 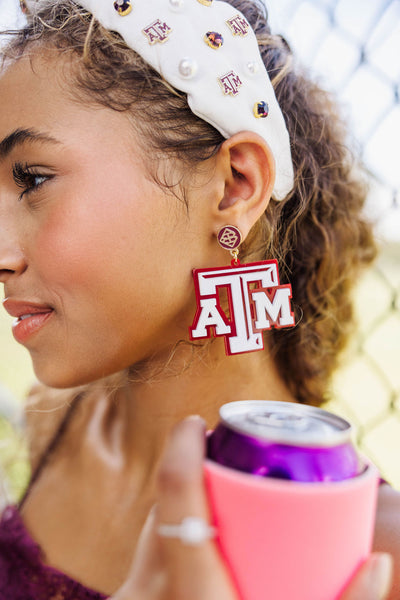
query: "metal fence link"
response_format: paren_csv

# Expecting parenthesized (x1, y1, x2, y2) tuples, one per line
(266, 0, 400, 487)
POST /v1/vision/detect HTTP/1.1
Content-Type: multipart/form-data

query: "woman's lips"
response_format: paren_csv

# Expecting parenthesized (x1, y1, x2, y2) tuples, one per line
(2, 299, 54, 345)
(12, 311, 54, 344)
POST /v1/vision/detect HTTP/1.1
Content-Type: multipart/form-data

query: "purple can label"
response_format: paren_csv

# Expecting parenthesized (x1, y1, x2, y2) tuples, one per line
(207, 401, 362, 482)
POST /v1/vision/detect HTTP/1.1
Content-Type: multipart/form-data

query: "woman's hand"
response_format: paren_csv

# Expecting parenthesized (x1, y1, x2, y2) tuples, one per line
(111, 417, 393, 600)
(339, 553, 393, 600)
(111, 416, 239, 600)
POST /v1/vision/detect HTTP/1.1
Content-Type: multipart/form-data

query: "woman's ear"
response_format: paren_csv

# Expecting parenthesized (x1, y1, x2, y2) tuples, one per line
(213, 131, 276, 240)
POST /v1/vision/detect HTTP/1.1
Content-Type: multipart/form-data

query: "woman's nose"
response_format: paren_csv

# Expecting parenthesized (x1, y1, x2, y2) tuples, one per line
(0, 236, 27, 283)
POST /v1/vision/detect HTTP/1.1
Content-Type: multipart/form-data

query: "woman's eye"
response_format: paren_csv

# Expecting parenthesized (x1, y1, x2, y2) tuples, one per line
(12, 161, 53, 200)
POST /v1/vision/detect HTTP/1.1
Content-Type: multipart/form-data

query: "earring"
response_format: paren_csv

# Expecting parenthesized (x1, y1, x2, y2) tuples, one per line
(217, 225, 242, 264)
(189, 225, 296, 356)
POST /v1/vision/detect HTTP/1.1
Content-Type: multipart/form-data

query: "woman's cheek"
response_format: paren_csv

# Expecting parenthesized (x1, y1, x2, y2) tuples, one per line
(34, 200, 121, 288)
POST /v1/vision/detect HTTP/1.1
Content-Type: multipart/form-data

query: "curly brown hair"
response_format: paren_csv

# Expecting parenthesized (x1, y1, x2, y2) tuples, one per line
(1, 0, 376, 406)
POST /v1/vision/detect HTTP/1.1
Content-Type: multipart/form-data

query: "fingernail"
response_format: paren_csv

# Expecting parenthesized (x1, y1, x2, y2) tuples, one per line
(149, 503, 158, 517)
(369, 553, 393, 599)
(182, 415, 207, 437)
(163, 416, 206, 472)
(185, 415, 206, 427)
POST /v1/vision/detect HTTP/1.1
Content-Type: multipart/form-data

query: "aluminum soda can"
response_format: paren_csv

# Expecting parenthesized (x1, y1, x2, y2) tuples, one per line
(207, 400, 362, 482)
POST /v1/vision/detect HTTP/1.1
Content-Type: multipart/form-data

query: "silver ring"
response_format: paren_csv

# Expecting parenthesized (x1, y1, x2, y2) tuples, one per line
(157, 516, 216, 546)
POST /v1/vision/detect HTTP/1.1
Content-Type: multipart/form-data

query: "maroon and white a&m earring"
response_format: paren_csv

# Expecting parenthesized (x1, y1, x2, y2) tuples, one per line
(189, 226, 296, 355)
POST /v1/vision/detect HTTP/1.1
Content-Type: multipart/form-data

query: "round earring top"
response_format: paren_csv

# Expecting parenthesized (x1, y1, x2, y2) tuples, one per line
(217, 226, 242, 251)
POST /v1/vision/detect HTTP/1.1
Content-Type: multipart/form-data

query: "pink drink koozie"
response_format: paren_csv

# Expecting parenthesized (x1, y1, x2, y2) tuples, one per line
(204, 459, 378, 600)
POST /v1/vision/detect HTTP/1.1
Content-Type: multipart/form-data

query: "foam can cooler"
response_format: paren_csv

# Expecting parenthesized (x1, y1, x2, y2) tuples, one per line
(204, 401, 379, 600)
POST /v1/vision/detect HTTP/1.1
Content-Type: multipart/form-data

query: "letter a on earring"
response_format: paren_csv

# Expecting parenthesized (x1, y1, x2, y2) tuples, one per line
(189, 226, 296, 355)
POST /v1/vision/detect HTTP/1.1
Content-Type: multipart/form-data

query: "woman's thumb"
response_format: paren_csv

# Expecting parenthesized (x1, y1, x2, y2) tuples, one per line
(340, 553, 393, 600)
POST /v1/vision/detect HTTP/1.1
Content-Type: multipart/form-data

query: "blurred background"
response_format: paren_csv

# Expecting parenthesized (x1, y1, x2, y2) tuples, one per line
(0, 0, 399, 500)
(265, 0, 400, 488)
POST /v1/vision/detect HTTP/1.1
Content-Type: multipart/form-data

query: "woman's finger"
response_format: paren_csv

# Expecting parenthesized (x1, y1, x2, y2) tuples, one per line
(155, 416, 239, 600)
(112, 508, 165, 600)
(339, 553, 393, 600)
(112, 417, 238, 600)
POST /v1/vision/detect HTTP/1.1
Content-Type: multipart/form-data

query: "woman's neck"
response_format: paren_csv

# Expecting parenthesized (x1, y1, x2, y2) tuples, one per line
(121, 338, 296, 473)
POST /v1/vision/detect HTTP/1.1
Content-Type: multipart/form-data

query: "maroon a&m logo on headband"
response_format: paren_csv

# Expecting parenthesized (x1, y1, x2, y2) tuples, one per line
(226, 14, 250, 37)
(142, 19, 172, 44)
(218, 71, 243, 96)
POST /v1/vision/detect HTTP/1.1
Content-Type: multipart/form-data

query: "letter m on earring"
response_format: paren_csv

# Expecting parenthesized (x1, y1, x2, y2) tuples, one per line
(189, 260, 296, 356)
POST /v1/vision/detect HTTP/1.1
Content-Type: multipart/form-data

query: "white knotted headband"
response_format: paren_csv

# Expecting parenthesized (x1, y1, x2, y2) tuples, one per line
(75, 0, 294, 201)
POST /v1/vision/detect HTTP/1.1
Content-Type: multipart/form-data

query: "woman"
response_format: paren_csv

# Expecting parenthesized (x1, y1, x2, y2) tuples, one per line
(0, 0, 398, 598)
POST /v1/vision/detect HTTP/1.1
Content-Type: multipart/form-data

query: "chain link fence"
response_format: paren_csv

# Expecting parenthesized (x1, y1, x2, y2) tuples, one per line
(266, 0, 400, 487)
(0, 0, 399, 495)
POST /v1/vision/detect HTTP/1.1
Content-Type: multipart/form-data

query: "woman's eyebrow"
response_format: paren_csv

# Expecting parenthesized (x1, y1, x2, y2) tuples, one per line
(0, 128, 61, 161)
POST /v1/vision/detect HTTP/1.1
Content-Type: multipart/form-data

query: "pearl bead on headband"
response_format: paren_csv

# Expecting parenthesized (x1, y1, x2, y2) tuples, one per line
(78, 0, 294, 201)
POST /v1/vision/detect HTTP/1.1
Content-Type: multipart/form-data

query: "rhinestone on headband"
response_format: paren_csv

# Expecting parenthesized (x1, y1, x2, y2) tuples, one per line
(254, 101, 269, 119)
(204, 32, 224, 50)
(197, 0, 213, 5)
(113, 0, 132, 16)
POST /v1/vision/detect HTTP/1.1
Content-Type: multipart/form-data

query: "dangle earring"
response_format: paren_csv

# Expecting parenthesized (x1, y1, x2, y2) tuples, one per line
(189, 225, 296, 356)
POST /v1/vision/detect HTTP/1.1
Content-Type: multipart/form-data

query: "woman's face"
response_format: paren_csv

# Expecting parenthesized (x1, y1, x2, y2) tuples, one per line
(0, 54, 211, 387)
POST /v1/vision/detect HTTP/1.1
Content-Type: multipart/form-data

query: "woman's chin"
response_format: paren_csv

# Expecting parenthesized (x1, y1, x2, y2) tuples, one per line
(32, 361, 112, 390)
